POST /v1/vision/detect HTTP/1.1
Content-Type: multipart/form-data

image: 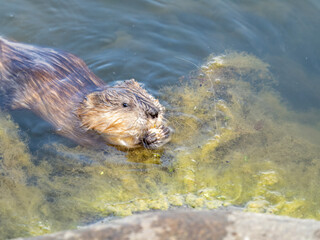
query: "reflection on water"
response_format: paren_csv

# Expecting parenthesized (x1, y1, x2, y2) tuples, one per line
(0, 0, 320, 239)
(1, 53, 320, 239)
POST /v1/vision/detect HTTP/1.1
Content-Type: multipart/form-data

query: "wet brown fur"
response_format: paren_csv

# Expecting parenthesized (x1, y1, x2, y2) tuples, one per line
(0, 37, 171, 149)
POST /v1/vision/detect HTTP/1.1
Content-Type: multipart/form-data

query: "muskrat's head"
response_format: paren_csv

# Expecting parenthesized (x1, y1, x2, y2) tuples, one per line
(77, 79, 171, 149)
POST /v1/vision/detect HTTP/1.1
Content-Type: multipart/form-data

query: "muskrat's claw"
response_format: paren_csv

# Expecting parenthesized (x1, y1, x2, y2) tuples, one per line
(142, 125, 171, 149)
(144, 132, 157, 144)
(160, 125, 171, 138)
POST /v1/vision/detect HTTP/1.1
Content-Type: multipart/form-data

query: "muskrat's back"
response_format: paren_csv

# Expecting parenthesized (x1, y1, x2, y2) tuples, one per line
(0, 37, 107, 146)
(0, 38, 171, 149)
(0, 37, 103, 108)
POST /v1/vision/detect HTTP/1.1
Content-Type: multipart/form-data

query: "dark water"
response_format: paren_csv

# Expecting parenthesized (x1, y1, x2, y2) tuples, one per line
(2, 0, 320, 109)
(0, 0, 320, 239)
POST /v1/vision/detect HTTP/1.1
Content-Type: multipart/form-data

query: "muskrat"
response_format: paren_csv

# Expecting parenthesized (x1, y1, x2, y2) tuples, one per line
(0, 37, 171, 149)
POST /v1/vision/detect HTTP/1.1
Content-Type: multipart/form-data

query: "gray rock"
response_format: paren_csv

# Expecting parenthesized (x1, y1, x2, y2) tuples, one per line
(14, 210, 320, 240)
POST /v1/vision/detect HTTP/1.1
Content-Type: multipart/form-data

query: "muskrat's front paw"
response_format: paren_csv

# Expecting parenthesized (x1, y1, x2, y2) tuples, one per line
(143, 125, 171, 149)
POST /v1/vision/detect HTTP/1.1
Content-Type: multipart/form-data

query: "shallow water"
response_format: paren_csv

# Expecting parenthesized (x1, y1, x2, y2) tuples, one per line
(0, 0, 320, 239)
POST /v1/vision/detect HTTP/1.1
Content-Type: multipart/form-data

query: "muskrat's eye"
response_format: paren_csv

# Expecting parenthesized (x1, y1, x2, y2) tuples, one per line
(122, 103, 129, 108)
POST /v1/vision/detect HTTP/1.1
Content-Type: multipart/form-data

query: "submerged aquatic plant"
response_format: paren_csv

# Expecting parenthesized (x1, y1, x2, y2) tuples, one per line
(0, 52, 319, 238)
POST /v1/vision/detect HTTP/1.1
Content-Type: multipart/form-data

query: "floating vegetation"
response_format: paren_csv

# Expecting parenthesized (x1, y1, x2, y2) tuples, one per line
(0, 52, 319, 238)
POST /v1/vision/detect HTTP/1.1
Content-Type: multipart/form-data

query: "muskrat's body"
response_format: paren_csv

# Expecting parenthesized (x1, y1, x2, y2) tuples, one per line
(0, 37, 170, 149)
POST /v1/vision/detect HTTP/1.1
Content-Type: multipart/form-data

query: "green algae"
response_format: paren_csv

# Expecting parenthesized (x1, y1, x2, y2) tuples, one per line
(1, 52, 320, 238)
(0, 113, 52, 238)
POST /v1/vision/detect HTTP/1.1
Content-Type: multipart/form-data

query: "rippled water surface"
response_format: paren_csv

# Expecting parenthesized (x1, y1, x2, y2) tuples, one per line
(0, 0, 320, 239)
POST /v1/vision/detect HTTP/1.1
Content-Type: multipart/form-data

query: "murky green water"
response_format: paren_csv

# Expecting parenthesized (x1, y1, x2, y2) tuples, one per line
(1, 0, 320, 239)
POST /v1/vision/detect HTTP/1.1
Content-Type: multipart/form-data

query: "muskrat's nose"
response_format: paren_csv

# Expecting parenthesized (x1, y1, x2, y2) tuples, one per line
(150, 111, 158, 119)
(147, 108, 159, 119)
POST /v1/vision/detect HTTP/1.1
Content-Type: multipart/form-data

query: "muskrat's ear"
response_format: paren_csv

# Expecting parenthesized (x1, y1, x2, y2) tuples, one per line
(124, 79, 141, 88)
(84, 90, 119, 107)
(83, 91, 105, 107)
